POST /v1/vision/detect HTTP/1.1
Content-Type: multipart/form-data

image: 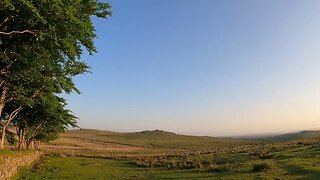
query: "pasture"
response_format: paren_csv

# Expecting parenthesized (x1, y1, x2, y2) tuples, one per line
(15, 129, 320, 179)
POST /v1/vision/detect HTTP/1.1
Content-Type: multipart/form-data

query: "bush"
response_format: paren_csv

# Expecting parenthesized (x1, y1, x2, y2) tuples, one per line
(208, 162, 243, 173)
(176, 161, 194, 169)
(167, 161, 178, 169)
(259, 153, 275, 159)
(209, 163, 232, 173)
(252, 162, 271, 172)
(192, 161, 203, 169)
(133, 159, 150, 167)
(249, 152, 260, 156)
(201, 160, 211, 165)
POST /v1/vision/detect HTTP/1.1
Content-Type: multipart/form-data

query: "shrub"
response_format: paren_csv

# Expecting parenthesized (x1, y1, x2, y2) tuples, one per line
(209, 163, 232, 173)
(259, 153, 275, 159)
(183, 161, 194, 169)
(192, 161, 203, 169)
(167, 161, 177, 169)
(249, 152, 260, 156)
(177, 162, 184, 169)
(215, 158, 228, 165)
(208, 162, 242, 173)
(133, 160, 150, 167)
(202, 160, 211, 166)
(176, 161, 194, 169)
(252, 162, 271, 172)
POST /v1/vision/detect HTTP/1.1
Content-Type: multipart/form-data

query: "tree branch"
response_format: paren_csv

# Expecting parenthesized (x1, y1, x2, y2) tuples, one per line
(29, 124, 43, 139)
(0, 16, 13, 29)
(0, 30, 37, 36)
(10, 106, 22, 120)
(0, 59, 17, 75)
(0, 80, 5, 89)
(5, 106, 23, 127)
(31, 84, 46, 98)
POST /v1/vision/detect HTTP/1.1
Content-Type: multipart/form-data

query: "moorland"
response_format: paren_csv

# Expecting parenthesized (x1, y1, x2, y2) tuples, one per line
(14, 129, 320, 179)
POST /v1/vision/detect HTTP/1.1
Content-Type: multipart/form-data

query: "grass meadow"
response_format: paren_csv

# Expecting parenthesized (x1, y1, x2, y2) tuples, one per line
(14, 129, 320, 179)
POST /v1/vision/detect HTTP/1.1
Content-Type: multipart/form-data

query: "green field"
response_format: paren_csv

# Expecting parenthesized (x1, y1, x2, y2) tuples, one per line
(15, 129, 320, 179)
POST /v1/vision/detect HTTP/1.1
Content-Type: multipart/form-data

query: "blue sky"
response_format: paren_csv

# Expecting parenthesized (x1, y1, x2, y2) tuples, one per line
(67, 0, 320, 136)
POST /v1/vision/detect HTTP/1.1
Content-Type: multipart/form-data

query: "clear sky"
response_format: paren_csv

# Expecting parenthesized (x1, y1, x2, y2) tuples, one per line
(66, 0, 320, 136)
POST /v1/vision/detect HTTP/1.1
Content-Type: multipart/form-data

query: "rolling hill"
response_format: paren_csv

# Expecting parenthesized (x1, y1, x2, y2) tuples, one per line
(42, 129, 261, 157)
(269, 130, 320, 141)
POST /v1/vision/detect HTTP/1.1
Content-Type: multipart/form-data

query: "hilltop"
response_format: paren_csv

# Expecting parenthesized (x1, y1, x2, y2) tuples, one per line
(137, 129, 177, 136)
(269, 130, 320, 141)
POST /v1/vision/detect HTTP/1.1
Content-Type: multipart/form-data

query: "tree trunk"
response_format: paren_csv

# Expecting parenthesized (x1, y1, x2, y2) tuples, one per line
(0, 124, 7, 148)
(26, 139, 33, 149)
(0, 106, 22, 148)
(18, 128, 26, 150)
(0, 85, 7, 148)
(0, 104, 4, 119)
(34, 141, 40, 150)
(0, 85, 8, 117)
(0, 103, 5, 148)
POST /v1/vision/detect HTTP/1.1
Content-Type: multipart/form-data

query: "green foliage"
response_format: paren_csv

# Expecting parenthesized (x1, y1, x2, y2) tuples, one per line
(0, 0, 111, 147)
(252, 162, 271, 172)
(13, 94, 78, 148)
(6, 132, 17, 145)
(0, 0, 112, 98)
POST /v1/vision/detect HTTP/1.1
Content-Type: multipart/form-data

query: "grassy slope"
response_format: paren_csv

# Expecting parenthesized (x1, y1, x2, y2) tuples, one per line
(50, 129, 259, 150)
(270, 130, 320, 141)
(16, 145, 320, 179)
(16, 129, 320, 179)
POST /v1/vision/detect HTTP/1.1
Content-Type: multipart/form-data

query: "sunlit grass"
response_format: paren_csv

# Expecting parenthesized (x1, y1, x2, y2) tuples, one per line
(14, 129, 320, 179)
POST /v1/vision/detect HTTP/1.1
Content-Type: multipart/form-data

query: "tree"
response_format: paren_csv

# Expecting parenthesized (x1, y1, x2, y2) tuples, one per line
(13, 94, 77, 150)
(0, 0, 111, 148)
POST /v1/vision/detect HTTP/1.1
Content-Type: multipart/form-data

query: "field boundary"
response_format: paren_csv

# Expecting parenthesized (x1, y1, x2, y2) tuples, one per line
(0, 150, 43, 180)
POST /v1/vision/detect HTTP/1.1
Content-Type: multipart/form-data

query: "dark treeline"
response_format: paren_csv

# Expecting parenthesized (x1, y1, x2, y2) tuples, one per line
(0, 0, 111, 150)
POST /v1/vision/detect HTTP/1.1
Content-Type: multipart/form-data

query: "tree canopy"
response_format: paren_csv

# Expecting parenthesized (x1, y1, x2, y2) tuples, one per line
(13, 94, 77, 149)
(0, 0, 111, 148)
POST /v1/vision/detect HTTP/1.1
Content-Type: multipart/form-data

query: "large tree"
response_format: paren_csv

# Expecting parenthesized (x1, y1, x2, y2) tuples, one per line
(0, 0, 111, 147)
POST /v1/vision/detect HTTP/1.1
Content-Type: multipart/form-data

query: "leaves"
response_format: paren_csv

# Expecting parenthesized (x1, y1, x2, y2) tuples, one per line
(14, 94, 78, 143)
(0, 0, 111, 146)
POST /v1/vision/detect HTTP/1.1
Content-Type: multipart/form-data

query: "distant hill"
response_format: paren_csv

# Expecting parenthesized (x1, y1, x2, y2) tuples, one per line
(266, 130, 320, 141)
(46, 129, 258, 153)
(136, 129, 176, 136)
